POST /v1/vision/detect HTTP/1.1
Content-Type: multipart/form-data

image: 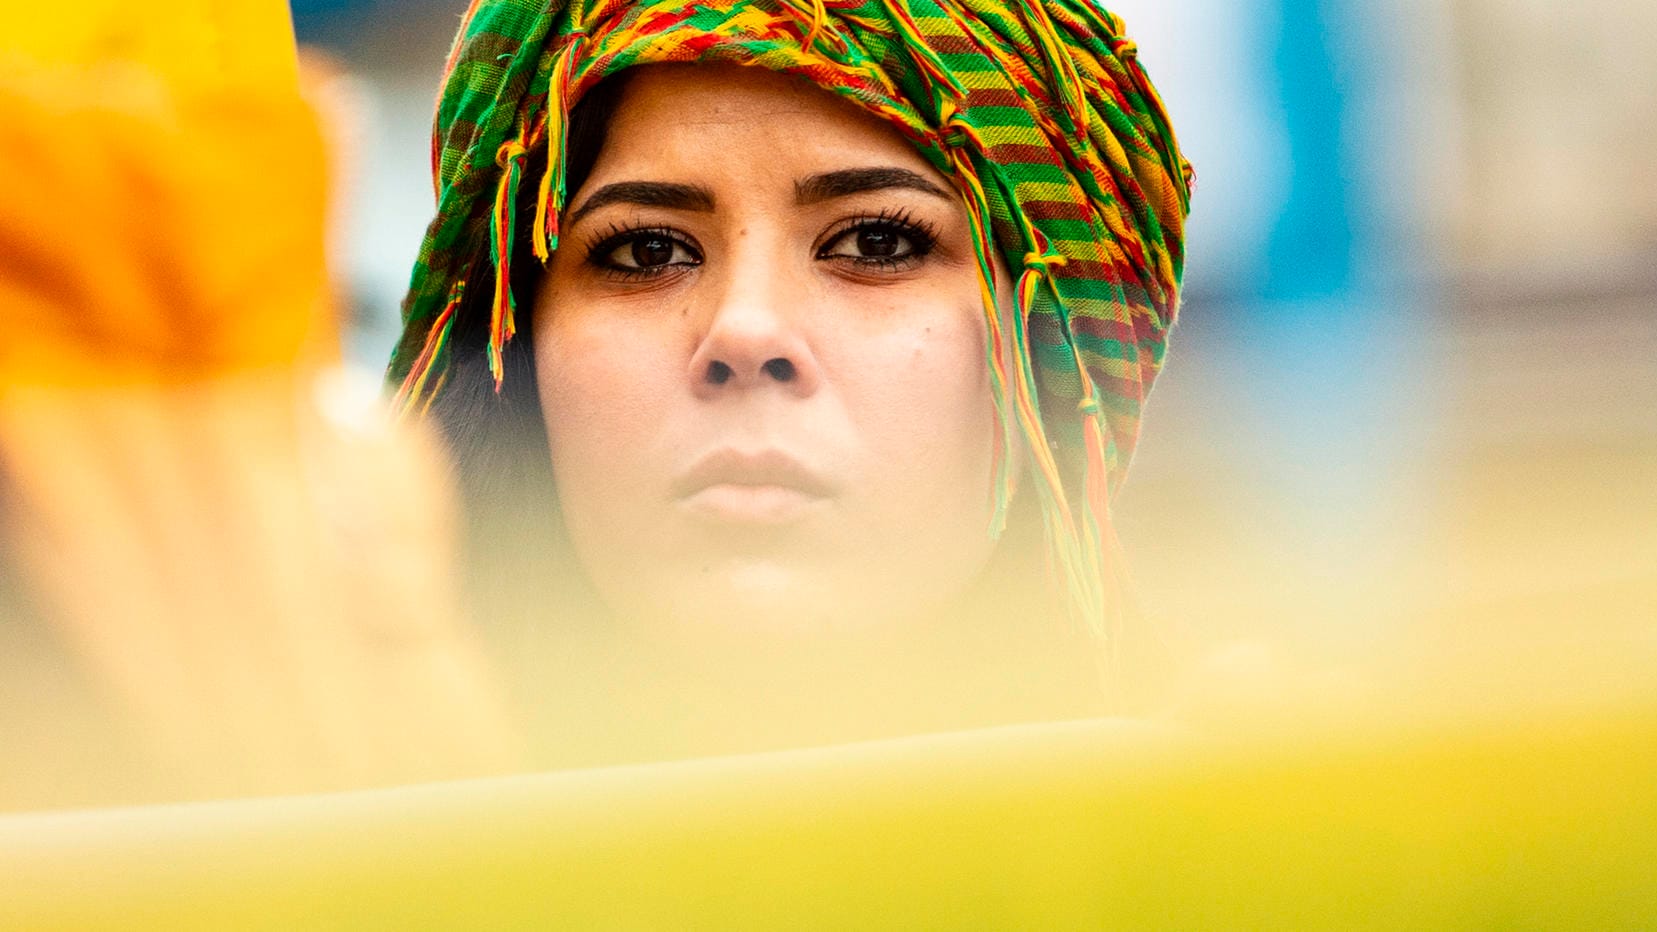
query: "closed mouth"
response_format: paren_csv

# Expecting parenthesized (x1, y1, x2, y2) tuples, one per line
(673, 449, 835, 523)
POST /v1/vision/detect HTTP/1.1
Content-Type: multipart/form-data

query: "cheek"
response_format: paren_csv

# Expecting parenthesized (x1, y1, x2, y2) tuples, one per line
(835, 294, 995, 488)
(534, 312, 675, 494)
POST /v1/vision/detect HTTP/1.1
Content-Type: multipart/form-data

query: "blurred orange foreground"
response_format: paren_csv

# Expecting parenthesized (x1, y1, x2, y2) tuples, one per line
(0, 1, 518, 809)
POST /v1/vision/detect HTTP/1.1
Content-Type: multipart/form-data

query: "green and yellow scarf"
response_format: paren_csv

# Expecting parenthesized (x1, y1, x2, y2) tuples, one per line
(391, 0, 1191, 635)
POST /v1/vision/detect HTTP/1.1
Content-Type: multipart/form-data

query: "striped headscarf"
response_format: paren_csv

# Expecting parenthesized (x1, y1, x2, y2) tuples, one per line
(391, 0, 1190, 633)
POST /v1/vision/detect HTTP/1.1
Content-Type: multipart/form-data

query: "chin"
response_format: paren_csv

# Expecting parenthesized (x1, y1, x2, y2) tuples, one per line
(616, 558, 894, 644)
(686, 560, 842, 635)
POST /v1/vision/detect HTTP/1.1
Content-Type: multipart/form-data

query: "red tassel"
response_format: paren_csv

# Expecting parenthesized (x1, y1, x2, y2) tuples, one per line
(395, 281, 465, 418)
(488, 139, 528, 390)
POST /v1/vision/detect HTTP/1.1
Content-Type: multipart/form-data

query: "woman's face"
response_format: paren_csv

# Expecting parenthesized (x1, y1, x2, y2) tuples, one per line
(534, 64, 1005, 643)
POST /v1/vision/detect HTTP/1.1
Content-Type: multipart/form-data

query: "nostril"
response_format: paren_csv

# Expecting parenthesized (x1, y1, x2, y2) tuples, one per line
(762, 358, 796, 382)
(706, 361, 733, 385)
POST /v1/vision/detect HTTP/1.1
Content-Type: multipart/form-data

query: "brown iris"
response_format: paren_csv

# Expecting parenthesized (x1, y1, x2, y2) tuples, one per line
(856, 228, 901, 258)
(631, 235, 677, 268)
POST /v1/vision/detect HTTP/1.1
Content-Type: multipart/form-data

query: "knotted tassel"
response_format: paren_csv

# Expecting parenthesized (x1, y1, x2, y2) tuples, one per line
(1009, 0, 1088, 142)
(533, 33, 590, 263)
(488, 136, 529, 389)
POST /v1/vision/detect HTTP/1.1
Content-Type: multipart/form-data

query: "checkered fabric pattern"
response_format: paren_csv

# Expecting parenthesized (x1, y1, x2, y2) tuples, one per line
(390, 0, 1190, 634)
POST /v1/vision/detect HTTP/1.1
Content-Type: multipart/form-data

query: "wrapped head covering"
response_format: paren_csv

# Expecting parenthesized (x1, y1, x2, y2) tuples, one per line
(391, 0, 1191, 633)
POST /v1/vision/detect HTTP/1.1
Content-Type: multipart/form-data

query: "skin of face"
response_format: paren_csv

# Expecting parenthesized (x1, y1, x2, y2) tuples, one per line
(533, 64, 1009, 649)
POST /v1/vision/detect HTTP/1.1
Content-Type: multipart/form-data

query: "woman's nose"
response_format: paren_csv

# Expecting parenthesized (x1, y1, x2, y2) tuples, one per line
(688, 269, 822, 399)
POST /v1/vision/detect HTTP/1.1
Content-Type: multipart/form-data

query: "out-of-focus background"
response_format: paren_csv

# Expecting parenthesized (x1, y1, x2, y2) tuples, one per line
(293, 0, 1656, 676)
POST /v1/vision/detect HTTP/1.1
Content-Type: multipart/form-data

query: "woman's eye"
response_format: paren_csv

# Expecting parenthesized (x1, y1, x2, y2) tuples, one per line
(818, 220, 934, 266)
(594, 231, 700, 273)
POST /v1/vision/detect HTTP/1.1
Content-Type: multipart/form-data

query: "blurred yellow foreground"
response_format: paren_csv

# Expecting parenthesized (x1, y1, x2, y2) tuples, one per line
(2, 703, 1654, 928)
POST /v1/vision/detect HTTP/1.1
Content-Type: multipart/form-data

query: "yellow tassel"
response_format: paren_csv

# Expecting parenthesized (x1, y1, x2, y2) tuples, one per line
(488, 138, 528, 389)
(394, 281, 465, 419)
(532, 34, 591, 263)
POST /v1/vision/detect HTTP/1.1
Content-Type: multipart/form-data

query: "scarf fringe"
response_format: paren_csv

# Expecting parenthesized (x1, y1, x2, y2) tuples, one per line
(396, 0, 1193, 656)
(394, 279, 465, 418)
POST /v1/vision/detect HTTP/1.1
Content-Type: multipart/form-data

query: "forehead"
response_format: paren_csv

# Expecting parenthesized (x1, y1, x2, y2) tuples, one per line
(592, 64, 938, 183)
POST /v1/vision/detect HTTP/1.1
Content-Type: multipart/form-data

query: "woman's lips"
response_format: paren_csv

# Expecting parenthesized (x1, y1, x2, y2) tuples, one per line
(673, 449, 835, 525)
(680, 483, 825, 524)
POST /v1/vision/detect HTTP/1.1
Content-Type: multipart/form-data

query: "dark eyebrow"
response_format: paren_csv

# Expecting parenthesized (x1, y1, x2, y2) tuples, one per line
(795, 167, 953, 205)
(566, 181, 716, 226)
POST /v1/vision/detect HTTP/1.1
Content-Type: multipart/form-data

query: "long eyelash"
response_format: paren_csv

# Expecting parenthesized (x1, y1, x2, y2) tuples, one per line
(582, 222, 676, 261)
(583, 223, 698, 281)
(581, 221, 627, 260)
(822, 206, 941, 267)
(859, 206, 941, 248)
